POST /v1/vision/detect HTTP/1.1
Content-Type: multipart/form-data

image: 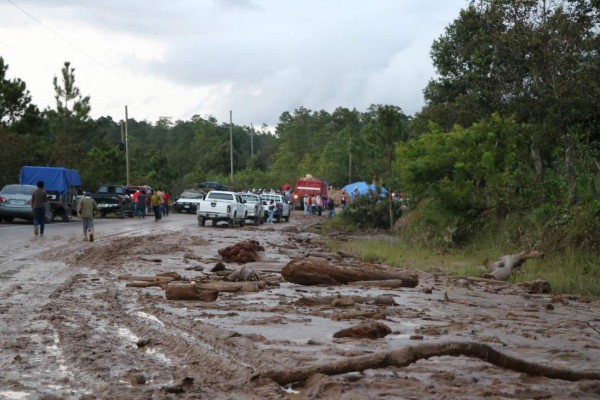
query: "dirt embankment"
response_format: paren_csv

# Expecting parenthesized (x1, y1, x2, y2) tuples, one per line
(1, 214, 600, 399)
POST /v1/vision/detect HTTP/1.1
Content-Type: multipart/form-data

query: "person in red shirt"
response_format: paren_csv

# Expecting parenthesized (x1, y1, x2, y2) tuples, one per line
(132, 190, 140, 216)
(163, 191, 170, 216)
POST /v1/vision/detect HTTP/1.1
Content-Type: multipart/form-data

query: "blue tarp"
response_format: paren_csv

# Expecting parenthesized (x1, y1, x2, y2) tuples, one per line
(341, 181, 388, 199)
(20, 166, 82, 195)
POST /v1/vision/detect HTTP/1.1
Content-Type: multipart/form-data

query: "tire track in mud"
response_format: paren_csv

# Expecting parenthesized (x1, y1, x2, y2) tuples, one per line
(35, 231, 289, 399)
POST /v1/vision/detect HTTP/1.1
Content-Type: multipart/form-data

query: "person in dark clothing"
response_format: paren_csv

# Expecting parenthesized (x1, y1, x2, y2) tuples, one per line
(31, 180, 48, 238)
(137, 190, 148, 218)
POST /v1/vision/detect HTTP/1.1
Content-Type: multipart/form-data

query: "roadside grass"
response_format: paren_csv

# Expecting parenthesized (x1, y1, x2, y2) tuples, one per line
(327, 237, 600, 299)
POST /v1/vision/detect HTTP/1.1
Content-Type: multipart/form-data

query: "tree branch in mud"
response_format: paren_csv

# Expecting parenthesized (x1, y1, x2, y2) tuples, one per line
(485, 251, 544, 281)
(281, 259, 418, 287)
(260, 341, 600, 386)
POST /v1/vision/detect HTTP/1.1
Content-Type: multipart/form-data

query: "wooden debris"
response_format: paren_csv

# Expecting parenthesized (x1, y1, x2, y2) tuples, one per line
(165, 285, 218, 301)
(485, 251, 544, 281)
(333, 321, 392, 339)
(517, 279, 551, 294)
(196, 281, 263, 293)
(218, 240, 265, 263)
(282, 259, 418, 287)
(260, 341, 600, 385)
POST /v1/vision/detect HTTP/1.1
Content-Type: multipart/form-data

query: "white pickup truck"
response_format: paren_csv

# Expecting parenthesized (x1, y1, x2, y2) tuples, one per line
(238, 192, 264, 225)
(196, 190, 247, 227)
(260, 193, 291, 222)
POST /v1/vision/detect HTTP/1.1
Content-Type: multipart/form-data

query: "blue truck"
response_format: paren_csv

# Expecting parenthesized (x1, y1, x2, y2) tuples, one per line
(20, 166, 82, 222)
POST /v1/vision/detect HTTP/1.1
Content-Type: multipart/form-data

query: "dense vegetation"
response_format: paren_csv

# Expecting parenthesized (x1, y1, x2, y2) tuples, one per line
(1, 0, 599, 255)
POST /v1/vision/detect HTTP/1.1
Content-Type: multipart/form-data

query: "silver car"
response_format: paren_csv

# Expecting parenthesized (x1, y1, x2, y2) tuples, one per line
(0, 184, 53, 223)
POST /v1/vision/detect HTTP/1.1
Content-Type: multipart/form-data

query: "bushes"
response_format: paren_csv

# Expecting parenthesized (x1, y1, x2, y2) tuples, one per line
(335, 196, 402, 230)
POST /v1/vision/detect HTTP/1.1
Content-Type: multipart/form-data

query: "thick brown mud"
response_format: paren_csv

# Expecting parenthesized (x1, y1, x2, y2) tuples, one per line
(0, 214, 599, 399)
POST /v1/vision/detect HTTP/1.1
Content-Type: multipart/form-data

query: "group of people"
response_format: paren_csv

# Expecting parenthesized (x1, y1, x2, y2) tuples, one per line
(302, 194, 336, 218)
(131, 189, 170, 221)
(31, 181, 99, 242)
(30, 181, 176, 243)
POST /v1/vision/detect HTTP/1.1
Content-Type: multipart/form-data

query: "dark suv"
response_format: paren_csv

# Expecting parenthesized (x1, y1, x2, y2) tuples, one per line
(198, 181, 228, 191)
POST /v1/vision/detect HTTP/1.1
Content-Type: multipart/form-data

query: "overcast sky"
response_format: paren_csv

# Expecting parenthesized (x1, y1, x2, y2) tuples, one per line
(1, 0, 465, 129)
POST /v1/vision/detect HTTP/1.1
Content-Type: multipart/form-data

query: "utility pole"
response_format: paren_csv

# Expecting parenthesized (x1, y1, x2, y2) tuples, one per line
(125, 105, 130, 186)
(250, 123, 254, 157)
(348, 135, 352, 184)
(230, 110, 234, 181)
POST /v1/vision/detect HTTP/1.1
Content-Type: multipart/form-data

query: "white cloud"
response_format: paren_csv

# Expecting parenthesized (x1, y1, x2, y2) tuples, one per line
(0, 0, 465, 127)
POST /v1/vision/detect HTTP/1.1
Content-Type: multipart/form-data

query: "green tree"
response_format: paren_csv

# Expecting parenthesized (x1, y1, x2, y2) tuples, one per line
(422, 0, 600, 206)
(48, 61, 92, 168)
(0, 57, 33, 127)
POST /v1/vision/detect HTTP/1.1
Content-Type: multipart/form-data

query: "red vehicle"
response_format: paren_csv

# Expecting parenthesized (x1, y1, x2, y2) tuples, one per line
(293, 178, 328, 210)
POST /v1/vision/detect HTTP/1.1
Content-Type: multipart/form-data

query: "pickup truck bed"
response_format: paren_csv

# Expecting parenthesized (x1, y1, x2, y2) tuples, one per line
(196, 191, 246, 227)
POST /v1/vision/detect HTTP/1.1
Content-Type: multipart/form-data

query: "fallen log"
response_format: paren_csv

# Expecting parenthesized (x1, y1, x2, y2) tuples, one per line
(196, 281, 264, 293)
(165, 285, 218, 301)
(260, 341, 600, 385)
(282, 259, 418, 287)
(485, 251, 544, 281)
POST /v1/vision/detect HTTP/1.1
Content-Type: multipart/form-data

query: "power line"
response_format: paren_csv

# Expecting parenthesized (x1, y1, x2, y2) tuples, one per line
(4, 0, 178, 117)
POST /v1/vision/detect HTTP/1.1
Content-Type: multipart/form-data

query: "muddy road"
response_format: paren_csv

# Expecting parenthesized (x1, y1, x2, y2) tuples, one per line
(1, 213, 599, 399)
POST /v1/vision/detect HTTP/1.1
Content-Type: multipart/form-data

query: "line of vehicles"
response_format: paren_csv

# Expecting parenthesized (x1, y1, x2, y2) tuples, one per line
(0, 167, 296, 228)
(195, 190, 291, 227)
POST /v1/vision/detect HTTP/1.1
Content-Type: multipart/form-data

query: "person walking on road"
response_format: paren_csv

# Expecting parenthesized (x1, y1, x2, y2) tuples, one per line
(136, 190, 147, 218)
(151, 192, 162, 221)
(31, 180, 48, 238)
(77, 192, 98, 242)
(267, 200, 275, 224)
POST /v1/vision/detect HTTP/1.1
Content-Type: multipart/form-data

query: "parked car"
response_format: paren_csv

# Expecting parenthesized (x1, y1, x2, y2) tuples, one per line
(174, 189, 205, 213)
(239, 192, 264, 225)
(0, 184, 53, 223)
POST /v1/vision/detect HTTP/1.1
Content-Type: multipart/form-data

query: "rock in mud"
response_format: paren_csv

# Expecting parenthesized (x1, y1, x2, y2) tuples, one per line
(333, 321, 392, 339)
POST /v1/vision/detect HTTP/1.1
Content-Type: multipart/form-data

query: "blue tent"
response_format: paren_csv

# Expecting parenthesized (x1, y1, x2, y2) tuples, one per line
(341, 181, 388, 199)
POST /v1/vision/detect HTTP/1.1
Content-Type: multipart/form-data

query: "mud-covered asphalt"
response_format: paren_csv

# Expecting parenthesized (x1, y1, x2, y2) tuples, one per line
(1, 212, 599, 399)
